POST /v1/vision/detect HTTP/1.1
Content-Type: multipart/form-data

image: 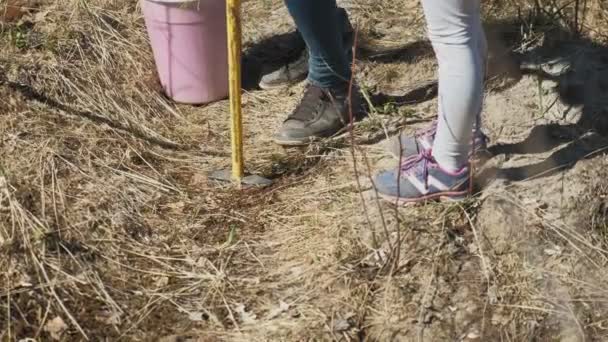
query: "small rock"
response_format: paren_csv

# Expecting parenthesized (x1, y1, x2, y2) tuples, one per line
(155, 276, 169, 288)
(188, 312, 206, 322)
(44, 316, 68, 341)
(333, 319, 351, 332)
(267, 301, 290, 319)
(544, 245, 562, 256)
(235, 303, 257, 324)
(466, 330, 481, 339)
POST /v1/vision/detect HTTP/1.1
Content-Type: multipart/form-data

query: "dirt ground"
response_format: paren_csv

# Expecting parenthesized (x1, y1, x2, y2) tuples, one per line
(1, 0, 608, 341)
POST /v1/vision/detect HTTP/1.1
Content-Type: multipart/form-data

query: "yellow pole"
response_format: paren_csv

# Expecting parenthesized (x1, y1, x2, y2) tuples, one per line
(227, 0, 244, 182)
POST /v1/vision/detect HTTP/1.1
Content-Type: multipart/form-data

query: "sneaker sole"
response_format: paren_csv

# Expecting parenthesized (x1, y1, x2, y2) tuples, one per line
(273, 136, 319, 146)
(273, 127, 350, 147)
(259, 75, 308, 90)
(378, 189, 470, 206)
(259, 81, 287, 91)
(274, 113, 367, 147)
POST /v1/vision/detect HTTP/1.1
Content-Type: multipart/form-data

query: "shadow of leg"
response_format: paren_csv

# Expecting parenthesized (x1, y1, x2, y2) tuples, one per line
(488, 123, 580, 156)
(369, 80, 438, 108)
(492, 133, 608, 183)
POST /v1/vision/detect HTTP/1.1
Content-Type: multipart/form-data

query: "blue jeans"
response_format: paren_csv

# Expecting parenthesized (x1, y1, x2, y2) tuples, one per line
(284, 0, 352, 89)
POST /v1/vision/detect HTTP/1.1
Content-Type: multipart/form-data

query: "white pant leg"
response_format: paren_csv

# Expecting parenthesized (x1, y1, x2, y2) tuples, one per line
(421, 0, 487, 170)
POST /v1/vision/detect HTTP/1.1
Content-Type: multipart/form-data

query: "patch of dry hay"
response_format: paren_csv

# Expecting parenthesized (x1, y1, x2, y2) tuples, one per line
(1, 0, 607, 341)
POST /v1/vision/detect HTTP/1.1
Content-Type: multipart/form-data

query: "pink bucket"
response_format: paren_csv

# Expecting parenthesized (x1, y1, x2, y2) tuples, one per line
(142, 0, 228, 104)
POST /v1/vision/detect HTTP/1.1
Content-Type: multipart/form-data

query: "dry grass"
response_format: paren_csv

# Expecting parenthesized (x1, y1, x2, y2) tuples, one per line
(1, 0, 608, 340)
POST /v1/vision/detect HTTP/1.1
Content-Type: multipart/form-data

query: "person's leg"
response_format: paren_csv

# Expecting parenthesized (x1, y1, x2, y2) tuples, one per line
(274, 1, 363, 146)
(383, 1, 488, 163)
(284, 0, 350, 88)
(374, 0, 486, 203)
(424, 0, 486, 171)
(259, 7, 354, 89)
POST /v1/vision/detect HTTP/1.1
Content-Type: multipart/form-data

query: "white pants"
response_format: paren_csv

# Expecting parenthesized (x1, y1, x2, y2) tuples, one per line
(422, 0, 487, 170)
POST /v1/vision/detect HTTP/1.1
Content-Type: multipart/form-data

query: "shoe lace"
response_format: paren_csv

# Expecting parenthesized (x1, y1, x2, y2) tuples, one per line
(415, 120, 438, 140)
(400, 150, 434, 190)
(288, 85, 327, 122)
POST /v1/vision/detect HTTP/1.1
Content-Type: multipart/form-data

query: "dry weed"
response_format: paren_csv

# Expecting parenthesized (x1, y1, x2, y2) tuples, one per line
(0, 0, 607, 340)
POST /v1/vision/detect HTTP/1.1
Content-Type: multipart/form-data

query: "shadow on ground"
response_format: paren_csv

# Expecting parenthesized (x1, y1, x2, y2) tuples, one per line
(479, 24, 608, 185)
(242, 29, 436, 91)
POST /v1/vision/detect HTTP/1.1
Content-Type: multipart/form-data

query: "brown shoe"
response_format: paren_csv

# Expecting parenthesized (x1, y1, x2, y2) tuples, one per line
(259, 50, 309, 90)
(274, 84, 364, 146)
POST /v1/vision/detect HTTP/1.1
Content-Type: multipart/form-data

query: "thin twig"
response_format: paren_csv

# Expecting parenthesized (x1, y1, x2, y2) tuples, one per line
(346, 26, 384, 258)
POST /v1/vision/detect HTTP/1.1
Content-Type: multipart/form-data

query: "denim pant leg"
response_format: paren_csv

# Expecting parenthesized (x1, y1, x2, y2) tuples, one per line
(284, 0, 351, 88)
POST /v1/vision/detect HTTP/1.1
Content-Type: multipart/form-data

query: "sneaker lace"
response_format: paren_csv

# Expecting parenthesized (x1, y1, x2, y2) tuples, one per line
(288, 85, 326, 121)
(400, 150, 434, 190)
(414, 120, 438, 140)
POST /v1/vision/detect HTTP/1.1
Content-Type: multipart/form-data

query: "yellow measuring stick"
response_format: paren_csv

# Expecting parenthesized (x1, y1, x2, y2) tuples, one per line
(227, 0, 244, 182)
